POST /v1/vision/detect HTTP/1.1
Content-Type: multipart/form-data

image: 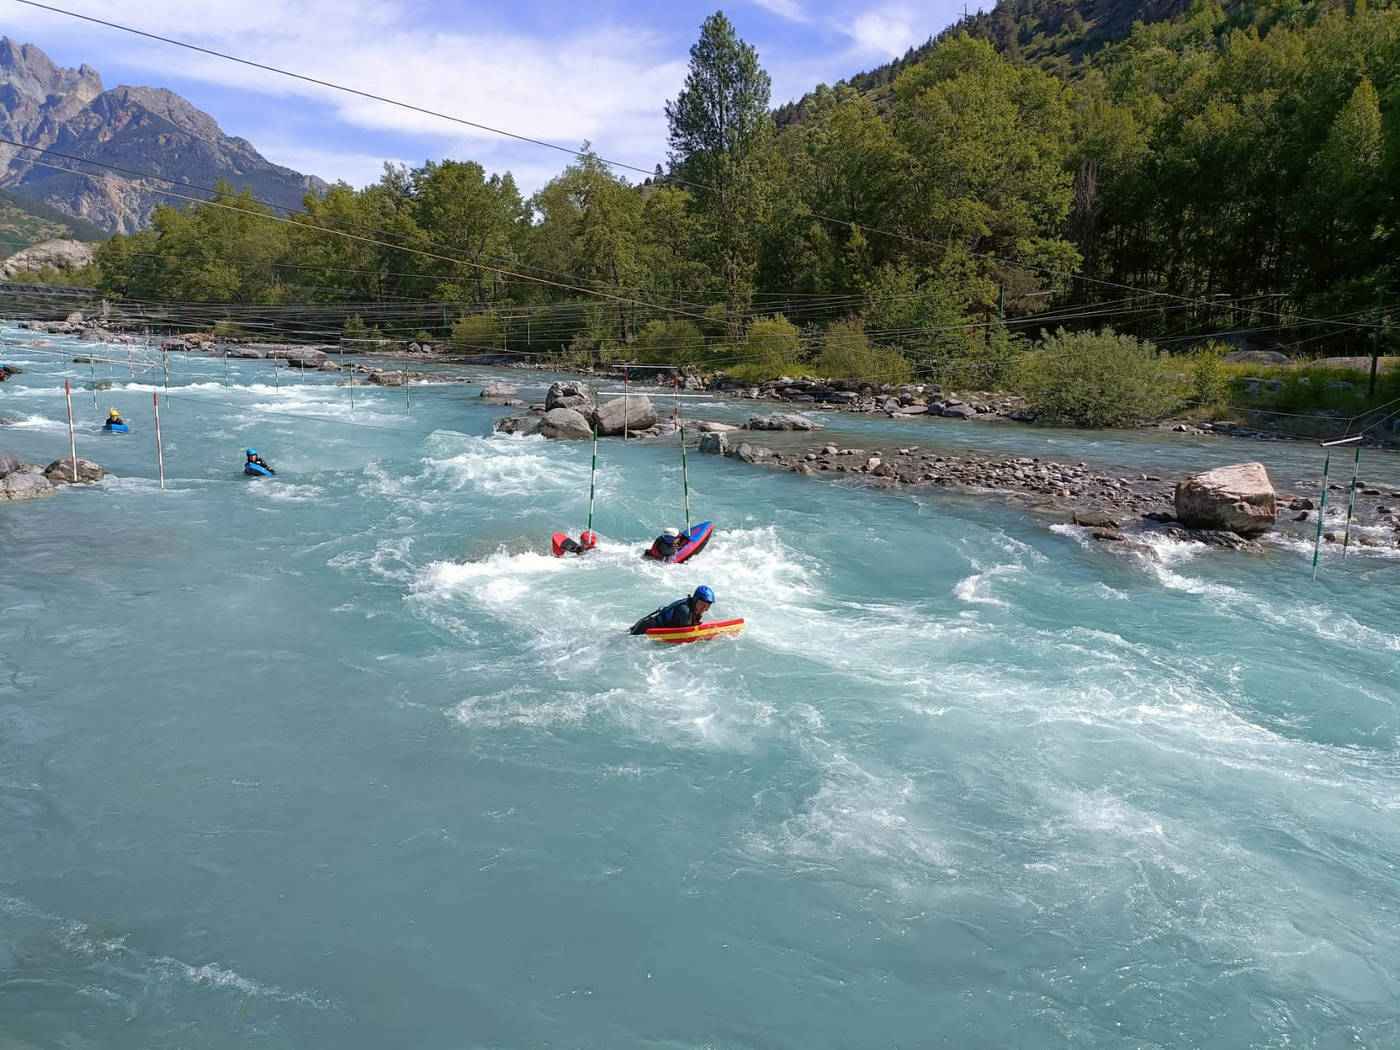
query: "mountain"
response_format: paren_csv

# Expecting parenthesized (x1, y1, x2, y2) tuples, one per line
(0, 186, 106, 249)
(0, 38, 327, 234)
(775, 0, 1192, 126)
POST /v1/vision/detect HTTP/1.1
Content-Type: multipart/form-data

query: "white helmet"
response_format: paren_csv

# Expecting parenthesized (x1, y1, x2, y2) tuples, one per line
(663, 527, 681, 538)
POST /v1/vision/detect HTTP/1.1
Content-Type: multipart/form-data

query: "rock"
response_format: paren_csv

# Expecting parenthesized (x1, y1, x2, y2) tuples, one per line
(318, 362, 341, 372)
(864, 456, 882, 473)
(592, 395, 657, 436)
(730, 442, 773, 464)
(43, 457, 106, 484)
(1174, 462, 1277, 536)
(941, 405, 974, 419)
(699, 432, 729, 455)
(696, 420, 738, 433)
(0, 239, 97, 280)
(223, 345, 266, 359)
(368, 371, 405, 386)
(1222, 350, 1288, 365)
(0, 467, 54, 500)
(272, 347, 330, 369)
(1073, 509, 1122, 528)
(1358, 536, 1386, 548)
(0, 450, 24, 476)
(480, 382, 518, 399)
(494, 414, 541, 437)
(744, 413, 824, 431)
(539, 407, 593, 440)
(1288, 498, 1314, 510)
(1090, 529, 1127, 542)
(545, 381, 594, 413)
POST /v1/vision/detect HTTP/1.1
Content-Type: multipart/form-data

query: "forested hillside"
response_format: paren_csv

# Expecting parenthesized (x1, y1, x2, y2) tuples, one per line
(84, 2, 1400, 404)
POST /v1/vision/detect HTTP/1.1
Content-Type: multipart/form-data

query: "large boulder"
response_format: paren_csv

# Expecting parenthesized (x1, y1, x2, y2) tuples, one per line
(744, 413, 824, 431)
(0, 467, 54, 501)
(592, 395, 656, 436)
(368, 370, 406, 386)
(1174, 462, 1277, 536)
(45, 458, 107, 485)
(0, 239, 97, 280)
(539, 407, 593, 441)
(699, 432, 729, 455)
(0, 450, 23, 476)
(480, 382, 518, 399)
(545, 381, 594, 413)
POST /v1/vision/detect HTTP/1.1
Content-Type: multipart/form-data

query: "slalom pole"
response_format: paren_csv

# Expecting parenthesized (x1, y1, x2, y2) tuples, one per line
(587, 423, 598, 534)
(222, 344, 230, 386)
(64, 380, 77, 481)
(1312, 436, 1362, 580)
(162, 351, 170, 403)
(89, 358, 97, 409)
(404, 368, 410, 416)
(680, 424, 691, 532)
(274, 361, 280, 390)
(1341, 441, 1363, 558)
(153, 391, 165, 490)
(623, 367, 630, 441)
(673, 374, 680, 431)
(125, 338, 133, 377)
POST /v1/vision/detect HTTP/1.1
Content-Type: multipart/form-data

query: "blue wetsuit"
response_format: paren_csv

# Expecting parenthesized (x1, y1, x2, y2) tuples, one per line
(629, 596, 701, 635)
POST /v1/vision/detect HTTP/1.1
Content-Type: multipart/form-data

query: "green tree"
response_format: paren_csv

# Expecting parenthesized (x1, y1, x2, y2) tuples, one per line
(1015, 327, 1178, 427)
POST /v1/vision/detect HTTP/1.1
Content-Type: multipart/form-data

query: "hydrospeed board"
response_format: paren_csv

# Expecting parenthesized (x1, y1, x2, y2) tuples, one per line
(671, 520, 712, 564)
(646, 617, 744, 644)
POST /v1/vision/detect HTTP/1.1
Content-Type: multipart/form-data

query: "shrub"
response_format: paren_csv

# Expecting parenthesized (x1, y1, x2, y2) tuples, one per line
(450, 311, 501, 352)
(1185, 342, 1233, 412)
(726, 314, 803, 383)
(1014, 327, 1178, 427)
(813, 318, 912, 384)
(342, 314, 381, 345)
(631, 319, 706, 365)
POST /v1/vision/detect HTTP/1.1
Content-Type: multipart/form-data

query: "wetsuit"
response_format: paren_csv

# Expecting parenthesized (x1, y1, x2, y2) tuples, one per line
(645, 535, 682, 561)
(629, 596, 702, 635)
(557, 536, 589, 556)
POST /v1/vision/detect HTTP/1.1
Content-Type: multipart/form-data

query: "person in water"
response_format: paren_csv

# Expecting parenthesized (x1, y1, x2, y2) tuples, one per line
(554, 531, 598, 557)
(245, 448, 274, 472)
(645, 527, 684, 562)
(106, 408, 124, 426)
(629, 585, 714, 635)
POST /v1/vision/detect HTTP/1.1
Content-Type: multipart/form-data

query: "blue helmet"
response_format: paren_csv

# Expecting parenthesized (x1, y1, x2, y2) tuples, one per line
(693, 585, 715, 603)
(246, 448, 258, 456)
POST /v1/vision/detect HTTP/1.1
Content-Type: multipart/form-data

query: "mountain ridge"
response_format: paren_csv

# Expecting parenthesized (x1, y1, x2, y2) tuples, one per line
(0, 37, 326, 234)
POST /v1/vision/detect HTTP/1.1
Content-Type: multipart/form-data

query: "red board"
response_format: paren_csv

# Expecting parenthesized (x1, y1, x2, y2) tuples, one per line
(645, 617, 745, 644)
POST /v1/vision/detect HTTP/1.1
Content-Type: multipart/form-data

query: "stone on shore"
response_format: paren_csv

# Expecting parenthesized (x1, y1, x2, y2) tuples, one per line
(592, 395, 656, 436)
(480, 382, 518, 399)
(44, 457, 107, 484)
(545, 381, 594, 413)
(539, 407, 593, 440)
(1174, 462, 1276, 535)
(745, 412, 824, 431)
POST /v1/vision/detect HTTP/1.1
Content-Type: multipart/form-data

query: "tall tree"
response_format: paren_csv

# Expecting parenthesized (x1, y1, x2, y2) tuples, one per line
(665, 11, 775, 333)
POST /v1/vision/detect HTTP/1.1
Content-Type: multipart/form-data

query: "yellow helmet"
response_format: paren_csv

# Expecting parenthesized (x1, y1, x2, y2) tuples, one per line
(108, 408, 120, 417)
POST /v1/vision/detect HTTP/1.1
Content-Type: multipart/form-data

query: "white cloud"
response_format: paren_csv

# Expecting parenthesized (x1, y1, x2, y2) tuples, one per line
(840, 7, 918, 58)
(753, 0, 808, 23)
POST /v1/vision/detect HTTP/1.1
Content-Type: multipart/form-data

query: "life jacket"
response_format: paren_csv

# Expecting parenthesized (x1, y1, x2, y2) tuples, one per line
(656, 597, 697, 628)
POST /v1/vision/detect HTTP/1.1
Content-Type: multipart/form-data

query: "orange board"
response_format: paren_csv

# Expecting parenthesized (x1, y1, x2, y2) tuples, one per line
(646, 618, 745, 644)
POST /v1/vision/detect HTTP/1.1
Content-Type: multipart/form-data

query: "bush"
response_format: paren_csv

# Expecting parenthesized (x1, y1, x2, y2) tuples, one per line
(1014, 327, 1178, 427)
(631, 319, 706, 365)
(726, 314, 803, 383)
(450, 311, 501, 352)
(1184, 342, 1233, 413)
(813, 318, 912, 384)
(342, 314, 381, 346)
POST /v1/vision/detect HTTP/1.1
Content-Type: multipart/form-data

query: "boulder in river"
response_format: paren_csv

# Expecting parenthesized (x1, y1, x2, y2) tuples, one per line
(44, 457, 107, 485)
(494, 414, 541, 437)
(592, 395, 656, 436)
(699, 432, 729, 455)
(272, 347, 330, 369)
(0, 465, 54, 501)
(539, 407, 593, 441)
(1174, 462, 1276, 536)
(545, 381, 594, 413)
(480, 382, 518, 399)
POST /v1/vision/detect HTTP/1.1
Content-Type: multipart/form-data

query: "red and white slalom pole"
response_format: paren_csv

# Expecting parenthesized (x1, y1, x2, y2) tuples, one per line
(153, 391, 165, 490)
(64, 380, 77, 481)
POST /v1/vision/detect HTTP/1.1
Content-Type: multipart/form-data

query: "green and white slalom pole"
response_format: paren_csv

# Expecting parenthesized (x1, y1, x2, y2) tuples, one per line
(1341, 439, 1363, 559)
(1312, 435, 1362, 580)
(587, 424, 598, 535)
(680, 424, 691, 532)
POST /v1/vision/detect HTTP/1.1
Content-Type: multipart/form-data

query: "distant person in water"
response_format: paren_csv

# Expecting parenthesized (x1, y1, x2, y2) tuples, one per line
(245, 448, 274, 473)
(644, 527, 684, 562)
(106, 408, 124, 426)
(553, 531, 598, 557)
(0, 365, 10, 381)
(629, 585, 714, 635)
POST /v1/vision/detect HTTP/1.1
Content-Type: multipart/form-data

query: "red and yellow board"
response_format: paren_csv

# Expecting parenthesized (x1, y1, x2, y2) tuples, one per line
(646, 617, 745, 644)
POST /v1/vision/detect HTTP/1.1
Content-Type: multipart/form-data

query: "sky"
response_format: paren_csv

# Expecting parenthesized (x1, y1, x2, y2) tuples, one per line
(2, 0, 973, 193)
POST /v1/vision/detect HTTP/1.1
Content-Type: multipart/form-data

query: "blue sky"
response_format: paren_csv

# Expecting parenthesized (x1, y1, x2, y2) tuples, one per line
(5, 0, 974, 192)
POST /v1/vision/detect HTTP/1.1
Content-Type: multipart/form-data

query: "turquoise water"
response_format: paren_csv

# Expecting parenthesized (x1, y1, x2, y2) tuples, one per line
(2, 329, 1399, 1048)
